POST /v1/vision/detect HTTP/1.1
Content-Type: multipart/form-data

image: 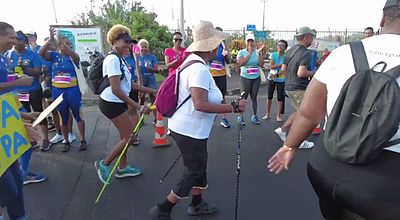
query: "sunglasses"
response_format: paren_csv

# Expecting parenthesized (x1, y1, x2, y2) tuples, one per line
(277, 44, 286, 47)
(174, 38, 182, 42)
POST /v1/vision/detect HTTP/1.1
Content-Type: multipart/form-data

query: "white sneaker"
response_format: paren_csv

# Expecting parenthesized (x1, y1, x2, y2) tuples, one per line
(274, 127, 287, 142)
(299, 140, 314, 149)
(50, 133, 64, 144)
(62, 133, 76, 144)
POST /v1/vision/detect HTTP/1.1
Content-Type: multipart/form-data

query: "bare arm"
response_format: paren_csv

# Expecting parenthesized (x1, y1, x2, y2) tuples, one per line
(147, 63, 159, 73)
(164, 55, 179, 69)
(22, 66, 42, 77)
(270, 60, 282, 70)
(39, 41, 53, 61)
(297, 65, 316, 78)
(236, 52, 253, 68)
(258, 52, 264, 67)
(131, 82, 156, 95)
(109, 76, 139, 109)
(190, 87, 234, 113)
(0, 75, 33, 92)
(61, 45, 80, 64)
(281, 64, 287, 77)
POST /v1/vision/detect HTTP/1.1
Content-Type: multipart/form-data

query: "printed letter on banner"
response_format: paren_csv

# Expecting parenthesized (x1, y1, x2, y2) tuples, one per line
(0, 93, 31, 177)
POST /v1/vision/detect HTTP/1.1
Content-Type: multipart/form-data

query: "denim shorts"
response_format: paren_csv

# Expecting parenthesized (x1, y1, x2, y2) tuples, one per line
(142, 76, 158, 90)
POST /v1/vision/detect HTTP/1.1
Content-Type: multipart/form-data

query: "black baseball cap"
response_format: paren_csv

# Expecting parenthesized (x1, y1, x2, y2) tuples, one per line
(384, 0, 400, 9)
(116, 33, 136, 43)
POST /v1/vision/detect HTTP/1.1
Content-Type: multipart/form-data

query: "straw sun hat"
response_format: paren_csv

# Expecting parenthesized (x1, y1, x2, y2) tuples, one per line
(186, 20, 229, 52)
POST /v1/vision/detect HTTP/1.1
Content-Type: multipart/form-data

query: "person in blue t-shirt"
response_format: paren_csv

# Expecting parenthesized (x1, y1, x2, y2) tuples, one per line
(8, 31, 52, 151)
(263, 40, 288, 122)
(39, 28, 87, 152)
(137, 39, 159, 123)
(237, 33, 265, 125)
(27, 31, 41, 53)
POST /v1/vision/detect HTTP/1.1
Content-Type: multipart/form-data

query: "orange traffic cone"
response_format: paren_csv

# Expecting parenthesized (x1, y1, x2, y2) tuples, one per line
(153, 113, 171, 148)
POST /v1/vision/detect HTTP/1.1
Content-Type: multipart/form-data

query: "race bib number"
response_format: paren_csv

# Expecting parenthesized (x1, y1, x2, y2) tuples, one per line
(247, 67, 259, 74)
(55, 72, 71, 84)
(18, 93, 29, 102)
(210, 62, 223, 70)
(7, 74, 16, 82)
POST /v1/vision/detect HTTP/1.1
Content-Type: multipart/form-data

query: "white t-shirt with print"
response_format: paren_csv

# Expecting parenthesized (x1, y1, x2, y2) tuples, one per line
(314, 34, 400, 153)
(100, 54, 132, 103)
(168, 53, 223, 139)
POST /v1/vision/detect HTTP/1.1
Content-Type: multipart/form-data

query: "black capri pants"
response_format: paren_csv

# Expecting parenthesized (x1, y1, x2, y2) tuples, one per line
(170, 130, 208, 199)
(307, 145, 400, 220)
(267, 80, 285, 102)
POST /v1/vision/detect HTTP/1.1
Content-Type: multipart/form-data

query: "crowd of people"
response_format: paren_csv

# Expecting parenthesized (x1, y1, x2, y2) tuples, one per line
(0, 0, 399, 219)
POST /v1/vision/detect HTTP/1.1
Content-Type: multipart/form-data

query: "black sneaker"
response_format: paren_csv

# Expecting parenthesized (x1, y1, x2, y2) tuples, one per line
(48, 123, 56, 132)
(31, 141, 39, 149)
(187, 201, 217, 216)
(79, 140, 87, 151)
(40, 139, 52, 152)
(62, 142, 70, 153)
(149, 205, 171, 220)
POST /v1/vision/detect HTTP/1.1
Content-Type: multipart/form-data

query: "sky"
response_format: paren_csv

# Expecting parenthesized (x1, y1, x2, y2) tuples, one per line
(1, 0, 387, 44)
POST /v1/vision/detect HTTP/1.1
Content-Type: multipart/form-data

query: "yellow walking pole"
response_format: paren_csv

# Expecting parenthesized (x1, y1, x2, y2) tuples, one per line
(95, 105, 156, 204)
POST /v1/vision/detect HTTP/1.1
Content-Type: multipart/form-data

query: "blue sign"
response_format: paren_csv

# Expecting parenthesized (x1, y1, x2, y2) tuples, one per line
(254, 31, 268, 39)
(246, 24, 256, 31)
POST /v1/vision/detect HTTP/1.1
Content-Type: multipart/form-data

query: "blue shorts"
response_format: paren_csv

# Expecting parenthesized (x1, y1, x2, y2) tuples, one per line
(142, 76, 157, 90)
(52, 86, 83, 126)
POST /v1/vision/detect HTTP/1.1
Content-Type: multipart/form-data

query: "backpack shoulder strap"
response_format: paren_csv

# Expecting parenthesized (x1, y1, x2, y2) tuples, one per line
(107, 51, 125, 80)
(349, 41, 370, 72)
(177, 59, 205, 73)
(385, 65, 400, 80)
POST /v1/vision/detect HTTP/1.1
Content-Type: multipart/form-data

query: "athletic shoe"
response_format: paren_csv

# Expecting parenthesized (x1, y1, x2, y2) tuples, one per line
(94, 160, 111, 184)
(50, 133, 64, 144)
(62, 133, 76, 144)
(23, 172, 47, 185)
(47, 123, 56, 132)
(262, 115, 271, 120)
(237, 116, 246, 126)
(153, 119, 157, 126)
(299, 140, 314, 149)
(40, 139, 52, 151)
(276, 117, 283, 122)
(251, 115, 261, 125)
(312, 127, 321, 134)
(31, 141, 39, 149)
(149, 205, 171, 220)
(62, 142, 70, 153)
(167, 129, 171, 135)
(79, 140, 87, 151)
(274, 127, 287, 142)
(115, 165, 142, 178)
(133, 137, 140, 145)
(220, 119, 231, 128)
(187, 201, 217, 216)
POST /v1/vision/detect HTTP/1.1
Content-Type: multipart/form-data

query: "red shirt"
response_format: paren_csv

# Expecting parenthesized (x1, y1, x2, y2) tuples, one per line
(164, 47, 190, 74)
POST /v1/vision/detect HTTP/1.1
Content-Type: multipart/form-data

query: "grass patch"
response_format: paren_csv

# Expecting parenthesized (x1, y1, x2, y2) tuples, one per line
(155, 74, 166, 82)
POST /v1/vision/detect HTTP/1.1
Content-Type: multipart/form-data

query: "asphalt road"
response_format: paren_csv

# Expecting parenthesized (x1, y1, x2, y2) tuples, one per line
(20, 85, 323, 220)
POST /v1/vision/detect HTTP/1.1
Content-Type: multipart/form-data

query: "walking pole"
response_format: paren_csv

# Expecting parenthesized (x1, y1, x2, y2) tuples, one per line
(234, 92, 246, 220)
(95, 105, 156, 204)
(159, 153, 182, 184)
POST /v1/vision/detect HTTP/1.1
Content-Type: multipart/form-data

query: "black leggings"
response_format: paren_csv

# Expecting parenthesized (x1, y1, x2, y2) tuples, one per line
(240, 76, 260, 115)
(308, 146, 400, 220)
(267, 80, 285, 101)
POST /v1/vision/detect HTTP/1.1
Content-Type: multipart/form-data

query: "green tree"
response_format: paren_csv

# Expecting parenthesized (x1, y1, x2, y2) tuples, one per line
(71, 0, 173, 60)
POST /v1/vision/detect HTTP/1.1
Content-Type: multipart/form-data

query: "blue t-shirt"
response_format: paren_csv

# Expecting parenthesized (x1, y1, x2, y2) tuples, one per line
(8, 50, 42, 91)
(124, 56, 137, 81)
(209, 44, 225, 67)
(0, 54, 14, 95)
(269, 52, 286, 83)
(138, 54, 158, 78)
(42, 60, 52, 77)
(310, 50, 318, 71)
(237, 49, 260, 79)
(49, 51, 79, 88)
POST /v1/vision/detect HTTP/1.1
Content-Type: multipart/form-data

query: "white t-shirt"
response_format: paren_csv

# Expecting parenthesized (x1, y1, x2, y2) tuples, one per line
(168, 53, 223, 139)
(100, 54, 132, 103)
(314, 34, 400, 153)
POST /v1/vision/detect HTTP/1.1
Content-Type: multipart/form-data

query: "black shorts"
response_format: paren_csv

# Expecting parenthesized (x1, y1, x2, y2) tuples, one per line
(99, 98, 128, 119)
(129, 90, 139, 102)
(213, 75, 227, 96)
(267, 80, 285, 101)
(21, 88, 47, 125)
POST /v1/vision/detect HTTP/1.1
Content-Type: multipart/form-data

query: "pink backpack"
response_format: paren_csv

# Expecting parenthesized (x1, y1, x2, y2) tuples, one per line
(156, 60, 204, 117)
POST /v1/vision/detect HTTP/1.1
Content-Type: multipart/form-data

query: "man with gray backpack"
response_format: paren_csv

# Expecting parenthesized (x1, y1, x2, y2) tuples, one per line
(268, 0, 400, 219)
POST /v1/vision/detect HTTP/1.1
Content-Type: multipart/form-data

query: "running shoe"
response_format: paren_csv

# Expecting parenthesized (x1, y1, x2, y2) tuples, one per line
(40, 139, 52, 151)
(299, 140, 315, 149)
(79, 140, 87, 151)
(62, 133, 76, 144)
(23, 172, 47, 185)
(237, 116, 246, 126)
(149, 205, 171, 220)
(187, 201, 217, 216)
(274, 127, 287, 142)
(251, 115, 261, 125)
(220, 119, 231, 128)
(31, 141, 39, 149)
(115, 165, 142, 178)
(94, 160, 111, 184)
(50, 133, 64, 144)
(262, 115, 271, 120)
(62, 142, 70, 153)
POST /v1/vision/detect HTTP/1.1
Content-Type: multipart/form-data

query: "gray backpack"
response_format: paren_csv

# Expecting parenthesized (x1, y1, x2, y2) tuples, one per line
(323, 41, 400, 164)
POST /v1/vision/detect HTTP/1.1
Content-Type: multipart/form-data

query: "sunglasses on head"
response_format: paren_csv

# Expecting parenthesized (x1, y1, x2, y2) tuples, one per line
(174, 38, 182, 42)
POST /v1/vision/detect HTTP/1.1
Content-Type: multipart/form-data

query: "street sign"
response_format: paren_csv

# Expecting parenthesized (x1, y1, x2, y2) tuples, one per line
(254, 31, 268, 39)
(246, 24, 256, 31)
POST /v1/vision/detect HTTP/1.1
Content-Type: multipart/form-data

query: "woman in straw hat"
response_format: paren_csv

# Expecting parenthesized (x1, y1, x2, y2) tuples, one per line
(150, 20, 246, 220)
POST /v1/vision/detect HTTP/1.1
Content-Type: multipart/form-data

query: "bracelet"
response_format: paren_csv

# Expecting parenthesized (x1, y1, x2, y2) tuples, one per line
(230, 99, 241, 113)
(282, 145, 296, 152)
